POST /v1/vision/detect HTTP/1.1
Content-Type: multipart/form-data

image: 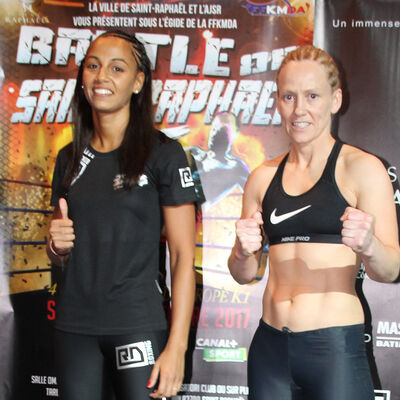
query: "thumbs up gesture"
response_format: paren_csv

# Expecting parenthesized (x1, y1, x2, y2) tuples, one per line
(235, 211, 264, 257)
(49, 198, 75, 256)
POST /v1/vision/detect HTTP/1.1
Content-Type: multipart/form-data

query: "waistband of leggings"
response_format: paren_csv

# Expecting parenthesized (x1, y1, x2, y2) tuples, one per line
(258, 318, 365, 336)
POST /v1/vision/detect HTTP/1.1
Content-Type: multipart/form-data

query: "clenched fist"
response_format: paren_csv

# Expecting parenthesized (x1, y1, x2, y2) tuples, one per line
(341, 206, 374, 256)
(236, 211, 264, 257)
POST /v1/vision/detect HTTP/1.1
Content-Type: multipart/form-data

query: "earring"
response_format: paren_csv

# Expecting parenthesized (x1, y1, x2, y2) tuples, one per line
(135, 90, 139, 94)
(81, 85, 84, 89)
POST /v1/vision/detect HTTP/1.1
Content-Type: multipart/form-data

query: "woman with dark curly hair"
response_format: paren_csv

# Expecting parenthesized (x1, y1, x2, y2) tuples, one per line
(47, 30, 197, 400)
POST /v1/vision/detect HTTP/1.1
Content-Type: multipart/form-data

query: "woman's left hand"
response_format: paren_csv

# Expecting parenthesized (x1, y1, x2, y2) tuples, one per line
(147, 344, 185, 398)
(340, 206, 374, 256)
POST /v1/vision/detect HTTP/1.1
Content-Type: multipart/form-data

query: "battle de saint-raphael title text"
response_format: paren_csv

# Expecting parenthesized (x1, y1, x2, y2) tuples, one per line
(11, 26, 295, 126)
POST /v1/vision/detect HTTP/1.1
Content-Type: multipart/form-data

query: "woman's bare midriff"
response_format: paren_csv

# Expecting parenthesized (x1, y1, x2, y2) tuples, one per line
(262, 241, 364, 332)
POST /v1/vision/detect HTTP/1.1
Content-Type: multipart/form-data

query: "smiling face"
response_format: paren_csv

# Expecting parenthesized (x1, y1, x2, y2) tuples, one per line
(82, 35, 145, 117)
(277, 60, 342, 145)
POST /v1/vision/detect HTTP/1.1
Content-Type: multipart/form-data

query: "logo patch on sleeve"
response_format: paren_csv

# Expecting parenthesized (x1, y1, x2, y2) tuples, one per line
(115, 340, 155, 370)
(179, 167, 194, 188)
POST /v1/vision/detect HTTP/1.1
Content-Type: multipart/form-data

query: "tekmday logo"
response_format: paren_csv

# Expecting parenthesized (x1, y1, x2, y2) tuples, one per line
(242, 0, 310, 16)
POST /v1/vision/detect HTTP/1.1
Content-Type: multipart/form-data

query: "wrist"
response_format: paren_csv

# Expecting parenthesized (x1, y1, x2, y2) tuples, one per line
(361, 236, 376, 259)
(165, 330, 189, 353)
(235, 243, 254, 260)
(49, 239, 69, 257)
(165, 339, 187, 354)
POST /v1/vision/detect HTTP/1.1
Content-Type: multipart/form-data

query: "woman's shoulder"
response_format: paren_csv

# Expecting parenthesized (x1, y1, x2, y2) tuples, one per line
(151, 130, 182, 152)
(57, 141, 73, 154)
(249, 153, 286, 182)
(147, 131, 189, 171)
(340, 143, 387, 175)
(244, 153, 287, 201)
(339, 143, 390, 193)
(54, 142, 73, 164)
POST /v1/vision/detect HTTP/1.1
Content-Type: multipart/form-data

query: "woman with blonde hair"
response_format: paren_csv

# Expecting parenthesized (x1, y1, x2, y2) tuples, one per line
(229, 45, 400, 399)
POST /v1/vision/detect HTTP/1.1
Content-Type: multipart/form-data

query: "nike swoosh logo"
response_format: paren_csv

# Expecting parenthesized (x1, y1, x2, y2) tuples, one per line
(270, 205, 312, 224)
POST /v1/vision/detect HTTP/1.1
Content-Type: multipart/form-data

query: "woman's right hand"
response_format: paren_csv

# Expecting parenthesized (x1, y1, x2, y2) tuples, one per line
(49, 198, 75, 256)
(235, 210, 264, 257)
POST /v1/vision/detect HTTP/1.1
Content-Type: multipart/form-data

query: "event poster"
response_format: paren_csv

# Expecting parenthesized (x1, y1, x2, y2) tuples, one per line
(0, 0, 314, 398)
(0, 1, 314, 398)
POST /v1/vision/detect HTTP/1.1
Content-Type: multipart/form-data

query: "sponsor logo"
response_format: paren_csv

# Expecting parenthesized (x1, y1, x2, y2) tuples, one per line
(113, 174, 125, 190)
(179, 167, 194, 188)
(242, 0, 310, 17)
(387, 166, 400, 206)
(357, 263, 366, 279)
(115, 340, 155, 370)
(270, 205, 311, 224)
(365, 333, 372, 343)
(281, 235, 310, 242)
(138, 174, 149, 187)
(196, 338, 239, 348)
(71, 147, 95, 186)
(376, 321, 400, 349)
(203, 347, 247, 362)
(113, 173, 148, 190)
(374, 390, 391, 400)
(4, 0, 50, 25)
(197, 336, 246, 363)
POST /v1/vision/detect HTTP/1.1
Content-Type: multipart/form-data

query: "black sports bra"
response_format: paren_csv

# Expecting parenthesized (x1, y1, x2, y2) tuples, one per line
(262, 141, 350, 246)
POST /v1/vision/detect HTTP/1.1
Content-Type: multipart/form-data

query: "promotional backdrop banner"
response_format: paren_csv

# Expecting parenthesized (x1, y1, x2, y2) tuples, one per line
(1, 0, 399, 399)
(314, 1, 400, 399)
(0, 1, 314, 398)
(10, 1, 397, 400)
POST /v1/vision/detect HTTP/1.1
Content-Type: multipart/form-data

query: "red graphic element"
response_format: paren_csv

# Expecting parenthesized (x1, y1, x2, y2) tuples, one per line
(47, 299, 56, 320)
(192, 306, 250, 329)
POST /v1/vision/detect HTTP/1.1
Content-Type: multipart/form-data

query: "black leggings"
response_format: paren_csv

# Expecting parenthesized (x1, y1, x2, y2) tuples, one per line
(248, 320, 374, 400)
(54, 329, 168, 400)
